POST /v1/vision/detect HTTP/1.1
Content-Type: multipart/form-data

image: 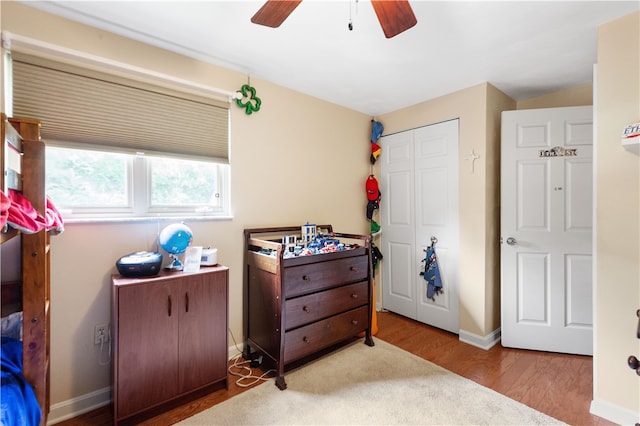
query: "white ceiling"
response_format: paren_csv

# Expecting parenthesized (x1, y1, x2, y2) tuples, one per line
(20, 0, 640, 116)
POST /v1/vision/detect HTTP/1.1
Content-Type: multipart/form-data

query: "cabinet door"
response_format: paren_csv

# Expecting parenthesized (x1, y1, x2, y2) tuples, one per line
(178, 270, 227, 393)
(117, 282, 179, 417)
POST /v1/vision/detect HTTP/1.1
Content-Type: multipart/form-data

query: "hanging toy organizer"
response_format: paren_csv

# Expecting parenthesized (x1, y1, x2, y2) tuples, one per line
(367, 119, 383, 237)
(364, 119, 385, 336)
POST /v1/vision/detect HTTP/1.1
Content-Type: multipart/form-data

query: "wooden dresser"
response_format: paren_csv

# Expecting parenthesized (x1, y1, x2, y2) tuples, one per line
(112, 265, 228, 424)
(243, 226, 374, 390)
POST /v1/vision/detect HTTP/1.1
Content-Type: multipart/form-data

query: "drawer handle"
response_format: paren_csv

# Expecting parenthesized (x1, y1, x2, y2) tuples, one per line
(351, 293, 358, 299)
(302, 275, 310, 281)
(350, 266, 358, 272)
(351, 320, 358, 325)
(303, 305, 311, 313)
(303, 336, 310, 343)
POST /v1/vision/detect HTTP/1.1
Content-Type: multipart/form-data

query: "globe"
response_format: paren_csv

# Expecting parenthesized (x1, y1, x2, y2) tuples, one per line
(158, 223, 193, 270)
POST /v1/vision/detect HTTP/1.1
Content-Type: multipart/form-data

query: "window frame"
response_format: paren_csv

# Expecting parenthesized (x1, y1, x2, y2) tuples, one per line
(45, 142, 231, 222)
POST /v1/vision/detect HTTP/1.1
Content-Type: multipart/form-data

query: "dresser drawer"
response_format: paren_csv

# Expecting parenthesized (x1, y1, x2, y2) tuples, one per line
(283, 255, 368, 298)
(283, 306, 368, 363)
(285, 281, 368, 330)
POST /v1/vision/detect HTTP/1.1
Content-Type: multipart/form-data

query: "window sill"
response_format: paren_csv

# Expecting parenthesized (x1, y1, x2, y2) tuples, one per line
(63, 215, 234, 225)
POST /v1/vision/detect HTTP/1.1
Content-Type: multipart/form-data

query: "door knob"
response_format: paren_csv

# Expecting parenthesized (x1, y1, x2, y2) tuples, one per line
(506, 237, 517, 246)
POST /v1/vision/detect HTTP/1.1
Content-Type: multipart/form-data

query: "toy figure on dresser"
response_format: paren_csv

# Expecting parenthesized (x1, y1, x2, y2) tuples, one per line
(282, 233, 358, 258)
(282, 235, 297, 253)
(301, 223, 316, 247)
(257, 227, 361, 259)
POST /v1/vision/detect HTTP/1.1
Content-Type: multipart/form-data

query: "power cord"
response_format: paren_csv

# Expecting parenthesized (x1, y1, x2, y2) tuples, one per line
(98, 326, 112, 366)
(228, 328, 275, 388)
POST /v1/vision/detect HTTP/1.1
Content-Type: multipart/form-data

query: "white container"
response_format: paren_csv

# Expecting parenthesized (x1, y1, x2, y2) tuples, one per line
(200, 247, 218, 266)
(183, 246, 203, 272)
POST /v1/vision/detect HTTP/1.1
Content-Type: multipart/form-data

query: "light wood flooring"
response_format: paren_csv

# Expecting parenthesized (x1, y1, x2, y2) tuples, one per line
(56, 311, 614, 426)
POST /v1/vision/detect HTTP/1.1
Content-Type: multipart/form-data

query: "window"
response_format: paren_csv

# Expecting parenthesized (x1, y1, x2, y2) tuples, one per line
(46, 145, 230, 219)
(9, 50, 232, 221)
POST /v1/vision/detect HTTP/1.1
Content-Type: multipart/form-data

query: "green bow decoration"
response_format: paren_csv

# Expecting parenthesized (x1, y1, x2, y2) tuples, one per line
(236, 84, 261, 115)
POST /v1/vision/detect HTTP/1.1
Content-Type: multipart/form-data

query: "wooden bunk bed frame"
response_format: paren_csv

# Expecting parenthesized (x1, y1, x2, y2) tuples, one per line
(1, 113, 51, 425)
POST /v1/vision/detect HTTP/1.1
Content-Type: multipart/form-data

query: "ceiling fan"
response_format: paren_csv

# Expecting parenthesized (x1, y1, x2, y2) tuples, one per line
(251, 0, 417, 39)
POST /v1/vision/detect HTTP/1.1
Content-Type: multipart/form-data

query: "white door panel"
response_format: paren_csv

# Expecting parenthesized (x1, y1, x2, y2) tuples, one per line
(502, 106, 593, 355)
(517, 161, 550, 231)
(385, 241, 416, 316)
(417, 167, 448, 225)
(388, 171, 412, 226)
(565, 159, 592, 231)
(516, 252, 549, 323)
(566, 254, 593, 327)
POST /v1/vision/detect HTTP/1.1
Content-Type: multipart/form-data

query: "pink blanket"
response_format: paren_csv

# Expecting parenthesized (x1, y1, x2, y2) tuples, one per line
(0, 189, 64, 235)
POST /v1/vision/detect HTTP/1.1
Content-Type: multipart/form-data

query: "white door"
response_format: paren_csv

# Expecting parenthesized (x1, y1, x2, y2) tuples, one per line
(380, 119, 459, 333)
(501, 106, 593, 355)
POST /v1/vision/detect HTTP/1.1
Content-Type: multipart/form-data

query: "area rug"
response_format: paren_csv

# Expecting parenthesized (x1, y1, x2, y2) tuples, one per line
(177, 339, 564, 425)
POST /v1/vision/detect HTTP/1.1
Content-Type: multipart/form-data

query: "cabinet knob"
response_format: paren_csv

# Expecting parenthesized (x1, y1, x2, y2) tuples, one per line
(350, 266, 357, 272)
(302, 275, 310, 281)
(351, 293, 358, 299)
(303, 306, 310, 313)
(351, 320, 358, 325)
(303, 336, 310, 343)
(628, 356, 640, 376)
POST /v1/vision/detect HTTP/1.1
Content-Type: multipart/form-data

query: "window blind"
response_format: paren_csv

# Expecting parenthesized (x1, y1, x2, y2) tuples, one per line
(11, 52, 229, 162)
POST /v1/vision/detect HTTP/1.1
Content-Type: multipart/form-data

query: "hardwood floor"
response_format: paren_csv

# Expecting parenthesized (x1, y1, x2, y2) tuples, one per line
(56, 311, 614, 426)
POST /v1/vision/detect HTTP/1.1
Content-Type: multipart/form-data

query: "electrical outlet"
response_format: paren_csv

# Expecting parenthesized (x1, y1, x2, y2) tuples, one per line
(94, 324, 109, 345)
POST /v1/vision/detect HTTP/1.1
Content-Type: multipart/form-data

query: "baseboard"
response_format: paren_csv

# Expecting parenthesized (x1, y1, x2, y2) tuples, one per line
(47, 386, 111, 425)
(458, 327, 501, 350)
(47, 345, 242, 424)
(590, 397, 640, 425)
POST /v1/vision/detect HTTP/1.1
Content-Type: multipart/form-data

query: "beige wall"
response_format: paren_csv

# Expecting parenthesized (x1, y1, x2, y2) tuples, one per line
(378, 83, 515, 337)
(593, 11, 640, 420)
(485, 85, 517, 331)
(1, 1, 371, 413)
(517, 83, 593, 110)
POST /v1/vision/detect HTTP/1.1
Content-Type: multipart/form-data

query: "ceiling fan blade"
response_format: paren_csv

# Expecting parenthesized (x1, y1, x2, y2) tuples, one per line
(251, 0, 302, 28)
(371, 0, 417, 38)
